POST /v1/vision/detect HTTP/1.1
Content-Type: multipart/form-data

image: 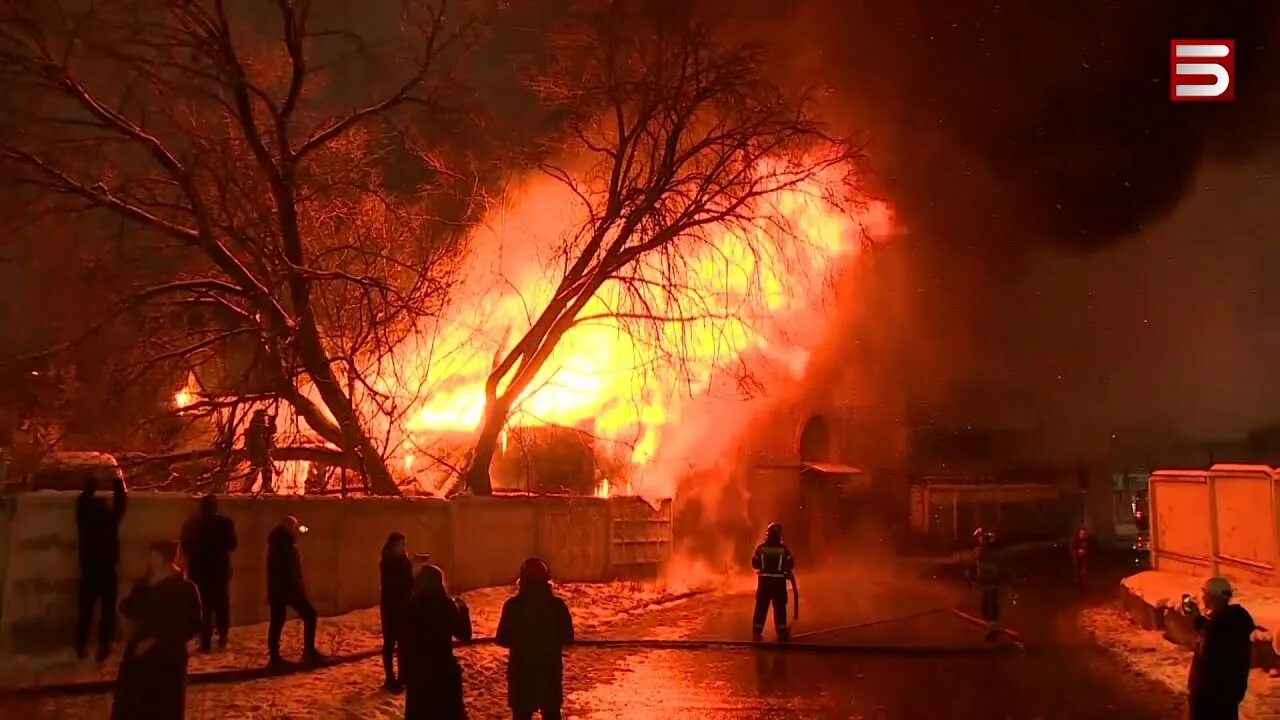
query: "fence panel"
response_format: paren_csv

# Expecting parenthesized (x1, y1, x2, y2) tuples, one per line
(1149, 465, 1280, 586)
(1149, 471, 1213, 576)
(608, 497, 672, 579)
(1211, 466, 1278, 584)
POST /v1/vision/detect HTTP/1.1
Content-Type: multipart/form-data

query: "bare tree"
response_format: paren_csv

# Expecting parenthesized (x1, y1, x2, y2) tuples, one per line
(458, 1, 866, 494)
(0, 0, 487, 494)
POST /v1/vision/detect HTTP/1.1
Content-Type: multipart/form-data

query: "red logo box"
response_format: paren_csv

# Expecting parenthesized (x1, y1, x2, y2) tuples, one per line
(1170, 39, 1235, 102)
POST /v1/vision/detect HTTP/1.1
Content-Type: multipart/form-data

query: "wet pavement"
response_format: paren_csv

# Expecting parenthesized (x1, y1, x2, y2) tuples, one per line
(561, 552, 1188, 719)
(3, 550, 1189, 718)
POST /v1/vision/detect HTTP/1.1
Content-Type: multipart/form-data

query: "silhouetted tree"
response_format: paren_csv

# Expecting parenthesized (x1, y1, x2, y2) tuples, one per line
(459, 0, 866, 494)
(0, 0, 489, 493)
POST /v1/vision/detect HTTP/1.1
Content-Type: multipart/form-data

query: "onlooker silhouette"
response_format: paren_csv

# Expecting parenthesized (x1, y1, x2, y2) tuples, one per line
(379, 531, 413, 691)
(497, 557, 575, 720)
(76, 473, 128, 661)
(1187, 577, 1256, 720)
(111, 540, 202, 720)
(180, 494, 238, 651)
(266, 515, 323, 666)
(401, 564, 472, 719)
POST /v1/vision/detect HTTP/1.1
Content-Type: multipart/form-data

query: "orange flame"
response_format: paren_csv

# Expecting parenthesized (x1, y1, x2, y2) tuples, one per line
(174, 373, 199, 410)
(379, 161, 893, 498)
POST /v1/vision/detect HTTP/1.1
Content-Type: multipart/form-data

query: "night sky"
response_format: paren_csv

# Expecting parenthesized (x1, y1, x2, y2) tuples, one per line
(764, 0, 1280, 458)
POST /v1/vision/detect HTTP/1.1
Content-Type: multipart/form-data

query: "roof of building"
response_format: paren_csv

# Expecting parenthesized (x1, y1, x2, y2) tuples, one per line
(37, 451, 120, 470)
(800, 462, 863, 475)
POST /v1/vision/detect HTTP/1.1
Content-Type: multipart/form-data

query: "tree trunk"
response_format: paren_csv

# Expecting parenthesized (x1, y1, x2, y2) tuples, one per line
(356, 436, 399, 495)
(461, 403, 508, 495)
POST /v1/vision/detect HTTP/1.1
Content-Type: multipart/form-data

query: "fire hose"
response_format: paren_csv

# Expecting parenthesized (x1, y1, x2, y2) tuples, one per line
(2, 631, 1019, 700)
(789, 573, 800, 621)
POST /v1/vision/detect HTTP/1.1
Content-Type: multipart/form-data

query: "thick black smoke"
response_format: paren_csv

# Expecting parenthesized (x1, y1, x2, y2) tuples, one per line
(726, 1, 1280, 463)
(793, 0, 1280, 253)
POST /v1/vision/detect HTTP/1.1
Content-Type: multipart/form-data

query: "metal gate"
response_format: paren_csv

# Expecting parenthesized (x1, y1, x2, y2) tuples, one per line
(608, 497, 673, 578)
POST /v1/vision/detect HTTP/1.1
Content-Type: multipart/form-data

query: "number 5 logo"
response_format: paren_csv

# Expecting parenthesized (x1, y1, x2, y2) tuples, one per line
(1171, 39, 1235, 102)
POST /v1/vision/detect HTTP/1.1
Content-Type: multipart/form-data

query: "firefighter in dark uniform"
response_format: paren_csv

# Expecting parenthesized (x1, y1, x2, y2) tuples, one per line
(247, 409, 276, 493)
(751, 522, 795, 641)
(968, 527, 1002, 641)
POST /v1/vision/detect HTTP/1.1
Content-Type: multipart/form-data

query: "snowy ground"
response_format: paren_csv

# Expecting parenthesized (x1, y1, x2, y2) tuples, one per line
(1081, 605, 1280, 720)
(1122, 570, 1280, 646)
(1, 580, 693, 691)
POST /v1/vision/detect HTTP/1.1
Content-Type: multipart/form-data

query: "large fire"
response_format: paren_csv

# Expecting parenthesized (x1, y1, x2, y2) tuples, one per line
(174, 160, 891, 497)
(381, 162, 893, 498)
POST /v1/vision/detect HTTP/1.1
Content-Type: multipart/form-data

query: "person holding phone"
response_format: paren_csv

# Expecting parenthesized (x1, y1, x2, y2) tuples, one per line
(1186, 577, 1255, 720)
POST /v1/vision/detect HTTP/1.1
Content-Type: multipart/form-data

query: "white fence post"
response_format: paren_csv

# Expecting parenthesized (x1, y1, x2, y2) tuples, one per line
(1148, 474, 1159, 570)
(1207, 470, 1221, 577)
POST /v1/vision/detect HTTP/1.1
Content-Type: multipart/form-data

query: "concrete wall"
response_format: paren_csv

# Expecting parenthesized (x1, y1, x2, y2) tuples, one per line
(0, 492, 668, 657)
(1149, 464, 1280, 586)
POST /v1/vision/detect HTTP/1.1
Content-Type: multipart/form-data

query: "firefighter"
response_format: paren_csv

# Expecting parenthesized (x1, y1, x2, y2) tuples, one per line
(968, 527, 1002, 641)
(246, 409, 276, 493)
(750, 522, 795, 641)
(1070, 527, 1092, 588)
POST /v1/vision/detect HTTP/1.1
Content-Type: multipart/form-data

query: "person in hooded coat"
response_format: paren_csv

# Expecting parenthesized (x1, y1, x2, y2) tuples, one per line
(1187, 577, 1256, 720)
(401, 563, 472, 719)
(496, 558, 575, 720)
(111, 540, 202, 720)
(379, 531, 414, 691)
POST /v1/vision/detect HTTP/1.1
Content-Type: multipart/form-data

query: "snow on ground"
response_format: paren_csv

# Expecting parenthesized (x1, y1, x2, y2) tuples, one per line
(1123, 570, 1280, 645)
(1081, 605, 1280, 720)
(1, 580, 692, 690)
(4, 580, 710, 720)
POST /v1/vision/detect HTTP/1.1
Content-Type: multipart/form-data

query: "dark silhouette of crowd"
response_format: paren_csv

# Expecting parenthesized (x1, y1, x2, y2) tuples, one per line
(76, 480, 577, 720)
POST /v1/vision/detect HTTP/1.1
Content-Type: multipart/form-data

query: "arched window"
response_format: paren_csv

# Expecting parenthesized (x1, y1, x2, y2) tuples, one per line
(798, 415, 832, 462)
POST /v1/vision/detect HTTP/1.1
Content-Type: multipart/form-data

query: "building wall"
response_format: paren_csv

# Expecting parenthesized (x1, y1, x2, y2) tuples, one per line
(0, 492, 669, 656)
(734, 396, 910, 550)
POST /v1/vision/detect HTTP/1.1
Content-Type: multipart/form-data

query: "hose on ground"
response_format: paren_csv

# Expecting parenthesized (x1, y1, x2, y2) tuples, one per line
(1, 632, 1019, 700)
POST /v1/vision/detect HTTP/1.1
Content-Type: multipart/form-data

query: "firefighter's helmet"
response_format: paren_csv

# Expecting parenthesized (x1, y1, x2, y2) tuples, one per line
(765, 522, 783, 541)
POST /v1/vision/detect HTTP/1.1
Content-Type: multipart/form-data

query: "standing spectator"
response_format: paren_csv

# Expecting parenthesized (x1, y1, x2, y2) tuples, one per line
(111, 540, 202, 720)
(76, 473, 128, 661)
(266, 515, 323, 667)
(497, 557, 575, 720)
(246, 409, 276, 493)
(379, 532, 413, 691)
(1187, 577, 1255, 720)
(180, 494, 238, 651)
(401, 563, 472, 719)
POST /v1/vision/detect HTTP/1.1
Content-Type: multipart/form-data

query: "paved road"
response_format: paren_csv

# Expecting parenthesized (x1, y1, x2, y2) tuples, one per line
(561, 552, 1187, 719)
(4, 550, 1186, 718)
